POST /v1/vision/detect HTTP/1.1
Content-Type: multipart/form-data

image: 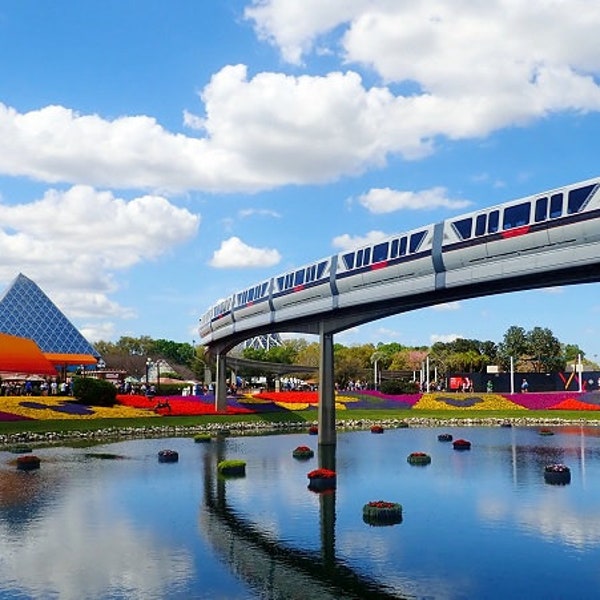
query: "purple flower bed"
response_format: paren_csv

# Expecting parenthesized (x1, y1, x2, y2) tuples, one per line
(341, 391, 420, 410)
(19, 401, 96, 415)
(436, 395, 485, 408)
(0, 410, 34, 422)
(505, 392, 576, 410)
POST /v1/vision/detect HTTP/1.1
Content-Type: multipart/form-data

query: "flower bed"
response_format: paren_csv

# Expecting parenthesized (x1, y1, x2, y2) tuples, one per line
(157, 449, 179, 463)
(544, 463, 571, 485)
(371, 425, 384, 434)
(217, 459, 246, 477)
(16, 455, 41, 471)
(453, 439, 471, 450)
(437, 433, 453, 442)
(292, 445, 314, 459)
(363, 500, 403, 526)
(407, 451, 431, 465)
(308, 425, 318, 435)
(307, 468, 336, 491)
(193, 434, 212, 443)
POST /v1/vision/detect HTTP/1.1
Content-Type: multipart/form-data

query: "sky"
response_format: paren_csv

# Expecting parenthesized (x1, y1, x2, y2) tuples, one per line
(1, 0, 600, 360)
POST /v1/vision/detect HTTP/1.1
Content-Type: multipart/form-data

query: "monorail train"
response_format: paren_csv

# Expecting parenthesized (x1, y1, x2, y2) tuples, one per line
(199, 177, 600, 345)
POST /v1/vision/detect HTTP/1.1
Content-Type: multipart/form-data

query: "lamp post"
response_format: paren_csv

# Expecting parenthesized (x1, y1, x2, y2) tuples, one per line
(156, 360, 161, 393)
(145, 358, 152, 386)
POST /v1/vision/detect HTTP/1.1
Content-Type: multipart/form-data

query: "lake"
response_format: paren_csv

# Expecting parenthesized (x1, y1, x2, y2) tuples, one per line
(2, 424, 600, 599)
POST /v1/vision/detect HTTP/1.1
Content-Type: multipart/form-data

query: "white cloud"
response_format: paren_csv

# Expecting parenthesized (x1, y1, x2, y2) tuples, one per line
(358, 186, 471, 214)
(0, 185, 199, 320)
(209, 236, 281, 268)
(238, 208, 282, 219)
(430, 333, 461, 344)
(332, 230, 388, 251)
(431, 302, 461, 311)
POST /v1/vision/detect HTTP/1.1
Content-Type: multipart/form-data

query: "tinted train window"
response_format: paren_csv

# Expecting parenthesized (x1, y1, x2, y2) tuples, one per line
(373, 242, 388, 263)
(535, 197, 547, 222)
(285, 273, 294, 288)
(363, 247, 371, 264)
(453, 219, 472, 240)
(390, 239, 399, 258)
(550, 193, 563, 218)
(488, 210, 499, 233)
(356, 249, 364, 267)
(343, 253, 355, 269)
(568, 184, 596, 214)
(409, 231, 427, 253)
(248, 288, 255, 302)
(316, 261, 328, 278)
(399, 237, 407, 255)
(294, 270, 304, 286)
(306, 265, 316, 282)
(503, 202, 530, 230)
(475, 214, 486, 236)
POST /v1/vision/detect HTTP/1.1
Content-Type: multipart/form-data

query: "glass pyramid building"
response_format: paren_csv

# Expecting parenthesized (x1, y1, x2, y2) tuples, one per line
(0, 273, 99, 357)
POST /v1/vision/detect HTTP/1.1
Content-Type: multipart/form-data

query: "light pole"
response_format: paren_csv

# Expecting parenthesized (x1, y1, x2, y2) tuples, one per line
(156, 360, 161, 393)
(145, 358, 152, 386)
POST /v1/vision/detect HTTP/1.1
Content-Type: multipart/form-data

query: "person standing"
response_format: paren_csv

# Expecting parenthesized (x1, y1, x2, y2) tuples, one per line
(521, 378, 529, 393)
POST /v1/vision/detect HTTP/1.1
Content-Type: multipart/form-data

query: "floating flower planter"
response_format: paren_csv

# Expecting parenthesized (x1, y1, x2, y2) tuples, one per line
(308, 425, 318, 435)
(16, 455, 41, 471)
(539, 428, 554, 436)
(370, 425, 384, 434)
(292, 445, 314, 460)
(363, 500, 403, 526)
(453, 439, 471, 450)
(157, 449, 179, 463)
(500, 421, 512, 428)
(407, 451, 431, 465)
(544, 463, 571, 485)
(217, 459, 246, 477)
(307, 468, 336, 492)
(193, 434, 212, 443)
(437, 433, 453, 442)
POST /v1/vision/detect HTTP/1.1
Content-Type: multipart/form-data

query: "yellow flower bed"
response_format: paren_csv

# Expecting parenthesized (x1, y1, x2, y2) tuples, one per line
(413, 393, 526, 411)
(0, 396, 158, 420)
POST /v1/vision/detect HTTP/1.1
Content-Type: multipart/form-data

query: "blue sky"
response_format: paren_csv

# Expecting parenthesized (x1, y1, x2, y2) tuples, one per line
(1, 0, 600, 360)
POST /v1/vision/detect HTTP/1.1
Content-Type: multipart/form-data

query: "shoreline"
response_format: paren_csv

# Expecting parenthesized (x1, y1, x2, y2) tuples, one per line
(2, 415, 600, 449)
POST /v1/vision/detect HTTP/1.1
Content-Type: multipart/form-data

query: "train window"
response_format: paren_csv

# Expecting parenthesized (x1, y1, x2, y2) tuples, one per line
(534, 197, 547, 222)
(488, 210, 499, 233)
(261, 282, 269, 296)
(356, 249, 364, 267)
(316, 261, 328, 278)
(390, 239, 399, 258)
(550, 193, 563, 218)
(409, 231, 427, 253)
(276, 276, 284, 291)
(285, 273, 294, 289)
(399, 237, 407, 255)
(503, 202, 530, 230)
(294, 270, 305, 286)
(453, 218, 472, 240)
(373, 242, 388, 263)
(343, 253, 355, 269)
(248, 288, 255, 302)
(475, 214, 487, 236)
(568, 184, 596, 214)
(363, 247, 371, 264)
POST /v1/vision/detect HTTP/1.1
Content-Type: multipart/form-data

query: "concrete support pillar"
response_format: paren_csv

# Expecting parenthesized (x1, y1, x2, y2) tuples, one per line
(318, 324, 336, 446)
(215, 353, 227, 412)
(204, 365, 212, 387)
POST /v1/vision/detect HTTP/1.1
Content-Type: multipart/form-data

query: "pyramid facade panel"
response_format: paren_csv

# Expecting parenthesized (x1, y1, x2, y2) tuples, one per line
(0, 273, 99, 357)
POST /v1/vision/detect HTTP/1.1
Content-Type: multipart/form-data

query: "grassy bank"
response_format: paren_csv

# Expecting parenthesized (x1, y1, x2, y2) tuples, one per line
(1, 407, 600, 438)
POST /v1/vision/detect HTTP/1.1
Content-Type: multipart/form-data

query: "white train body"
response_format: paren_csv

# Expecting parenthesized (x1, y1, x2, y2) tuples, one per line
(200, 177, 600, 345)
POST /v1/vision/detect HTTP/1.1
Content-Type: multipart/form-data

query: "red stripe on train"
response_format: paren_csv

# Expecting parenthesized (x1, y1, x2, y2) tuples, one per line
(501, 225, 530, 238)
(371, 261, 388, 270)
(293, 284, 305, 292)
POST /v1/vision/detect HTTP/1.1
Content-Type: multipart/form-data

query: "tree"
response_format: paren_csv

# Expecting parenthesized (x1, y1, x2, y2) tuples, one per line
(527, 327, 564, 372)
(497, 326, 529, 370)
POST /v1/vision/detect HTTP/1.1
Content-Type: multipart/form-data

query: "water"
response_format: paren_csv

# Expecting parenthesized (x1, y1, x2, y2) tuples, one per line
(2, 425, 600, 599)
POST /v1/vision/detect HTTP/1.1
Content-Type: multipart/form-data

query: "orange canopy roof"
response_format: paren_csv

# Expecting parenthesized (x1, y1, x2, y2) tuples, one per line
(44, 353, 98, 366)
(0, 333, 58, 375)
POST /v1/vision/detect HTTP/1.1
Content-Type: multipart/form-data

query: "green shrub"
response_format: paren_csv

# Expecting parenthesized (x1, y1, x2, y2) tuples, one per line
(217, 459, 246, 476)
(72, 377, 117, 406)
(380, 378, 420, 394)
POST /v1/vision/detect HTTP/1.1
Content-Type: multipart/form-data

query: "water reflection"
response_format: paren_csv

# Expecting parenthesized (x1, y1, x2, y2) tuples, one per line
(2, 426, 600, 598)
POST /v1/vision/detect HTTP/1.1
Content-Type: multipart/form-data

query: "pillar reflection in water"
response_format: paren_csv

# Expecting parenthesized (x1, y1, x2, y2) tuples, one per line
(318, 443, 337, 569)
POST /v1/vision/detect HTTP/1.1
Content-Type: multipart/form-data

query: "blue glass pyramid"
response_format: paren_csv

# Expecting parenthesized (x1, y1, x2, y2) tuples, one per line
(0, 273, 99, 357)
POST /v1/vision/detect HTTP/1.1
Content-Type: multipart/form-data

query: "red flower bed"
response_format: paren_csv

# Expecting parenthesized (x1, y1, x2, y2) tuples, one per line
(549, 398, 600, 411)
(254, 391, 319, 404)
(116, 394, 254, 416)
(367, 500, 397, 509)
